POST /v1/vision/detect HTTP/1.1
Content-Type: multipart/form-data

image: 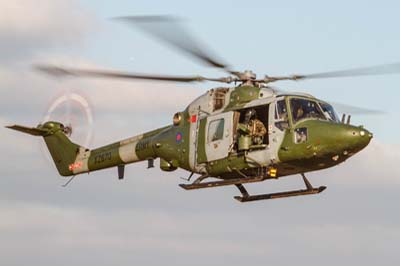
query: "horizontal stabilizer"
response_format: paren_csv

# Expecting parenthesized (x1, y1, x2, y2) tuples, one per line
(5, 124, 48, 136)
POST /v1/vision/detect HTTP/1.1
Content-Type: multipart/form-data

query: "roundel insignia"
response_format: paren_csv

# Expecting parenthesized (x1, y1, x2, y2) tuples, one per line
(176, 132, 183, 143)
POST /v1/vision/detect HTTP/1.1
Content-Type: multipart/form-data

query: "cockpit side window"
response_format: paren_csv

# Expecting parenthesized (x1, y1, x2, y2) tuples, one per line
(290, 98, 326, 123)
(275, 99, 289, 130)
(275, 100, 288, 120)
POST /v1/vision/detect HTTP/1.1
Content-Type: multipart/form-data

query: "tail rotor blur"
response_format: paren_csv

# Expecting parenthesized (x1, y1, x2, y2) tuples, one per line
(40, 90, 94, 163)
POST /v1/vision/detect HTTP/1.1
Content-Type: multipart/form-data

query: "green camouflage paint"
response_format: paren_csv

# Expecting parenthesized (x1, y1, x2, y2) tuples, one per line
(225, 86, 261, 110)
(6, 86, 372, 182)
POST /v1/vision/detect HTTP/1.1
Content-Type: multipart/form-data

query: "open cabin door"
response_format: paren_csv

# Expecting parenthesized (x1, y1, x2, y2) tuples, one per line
(196, 111, 237, 164)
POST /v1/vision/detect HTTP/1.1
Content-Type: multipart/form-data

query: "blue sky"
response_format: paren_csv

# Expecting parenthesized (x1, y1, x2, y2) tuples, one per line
(73, 0, 400, 142)
(1, 1, 400, 265)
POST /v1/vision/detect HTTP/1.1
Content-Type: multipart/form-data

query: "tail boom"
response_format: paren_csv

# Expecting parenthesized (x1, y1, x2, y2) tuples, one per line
(6, 121, 168, 176)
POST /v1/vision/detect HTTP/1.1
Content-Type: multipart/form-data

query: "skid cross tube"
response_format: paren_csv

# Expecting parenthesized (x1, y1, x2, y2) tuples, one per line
(234, 174, 327, 203)
(179, 175, 266, 190)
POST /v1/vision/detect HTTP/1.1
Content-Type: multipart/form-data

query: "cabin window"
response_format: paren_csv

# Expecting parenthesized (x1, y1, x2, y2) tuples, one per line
(290, 98, 326, 123)
(208, 119, 225, 143)
(213, 88, 229, 111)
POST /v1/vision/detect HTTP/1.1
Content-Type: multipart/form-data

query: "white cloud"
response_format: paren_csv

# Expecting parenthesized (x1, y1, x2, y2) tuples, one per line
(324, 140, 400, 185)
(0, 201, 399, 266)
(0, 0, 95, 61)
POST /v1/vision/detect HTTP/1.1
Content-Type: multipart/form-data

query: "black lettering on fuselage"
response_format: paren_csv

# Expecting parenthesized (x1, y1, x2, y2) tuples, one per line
(94, 151, 112, 164)
(136, 140, 150, 152)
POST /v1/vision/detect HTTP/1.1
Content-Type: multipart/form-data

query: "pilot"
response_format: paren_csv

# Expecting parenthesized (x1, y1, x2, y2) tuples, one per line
(244, 109, 267, 145)
(278, 108, 288, 121)
(294, 105, 305, 121)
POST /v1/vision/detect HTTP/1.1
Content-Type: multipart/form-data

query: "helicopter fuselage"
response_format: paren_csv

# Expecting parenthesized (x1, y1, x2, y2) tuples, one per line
(52, 85, 372, 181)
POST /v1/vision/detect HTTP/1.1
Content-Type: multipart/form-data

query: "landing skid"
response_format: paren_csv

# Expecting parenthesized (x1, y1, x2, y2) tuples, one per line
(179, 175, 266, 190)
(235, 173, 326, 202)
(179, 173, 326, 202)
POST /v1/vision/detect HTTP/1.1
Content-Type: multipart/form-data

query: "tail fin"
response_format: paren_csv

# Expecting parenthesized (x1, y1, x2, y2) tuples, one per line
(6, 124, 49, 136)
(6, 122, 82, 176)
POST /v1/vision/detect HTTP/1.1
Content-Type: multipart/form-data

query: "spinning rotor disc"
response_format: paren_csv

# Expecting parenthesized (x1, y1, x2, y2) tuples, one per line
(42, 91, 94, 148)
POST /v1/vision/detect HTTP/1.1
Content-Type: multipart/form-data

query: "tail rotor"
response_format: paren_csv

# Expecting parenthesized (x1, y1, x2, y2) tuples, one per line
(42, 90, 94, 147)
(39, 90, 94, 164)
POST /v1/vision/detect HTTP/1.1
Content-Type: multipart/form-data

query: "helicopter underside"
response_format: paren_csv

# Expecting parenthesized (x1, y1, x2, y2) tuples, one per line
(179, 170, 327, 203)
(178, 124, 371, 203)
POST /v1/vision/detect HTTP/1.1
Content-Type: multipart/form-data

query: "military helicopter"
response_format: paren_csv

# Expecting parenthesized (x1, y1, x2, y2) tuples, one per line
(7, 16, 398, 202)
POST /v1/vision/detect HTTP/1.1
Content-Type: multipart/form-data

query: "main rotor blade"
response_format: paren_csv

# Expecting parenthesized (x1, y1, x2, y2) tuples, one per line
(259, 62, 400, 83)
(301, 62, 400, 80)
(114, 15, 235, 74)
(34, 65, 233, 83)
(330, 102, 385, 115)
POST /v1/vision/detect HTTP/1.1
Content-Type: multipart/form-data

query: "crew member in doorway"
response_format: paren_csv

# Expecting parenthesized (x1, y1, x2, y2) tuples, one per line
(244, 109, 267, 145)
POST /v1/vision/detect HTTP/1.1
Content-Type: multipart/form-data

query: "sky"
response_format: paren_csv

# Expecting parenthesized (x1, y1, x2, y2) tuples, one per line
(0, 0, 400, 265)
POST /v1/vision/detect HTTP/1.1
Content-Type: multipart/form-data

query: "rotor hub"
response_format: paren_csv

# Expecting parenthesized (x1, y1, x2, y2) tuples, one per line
(239, 70, 256, 81)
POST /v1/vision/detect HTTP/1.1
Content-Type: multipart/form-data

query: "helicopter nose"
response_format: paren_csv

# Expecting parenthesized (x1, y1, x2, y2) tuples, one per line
(345, 126, 373, 153)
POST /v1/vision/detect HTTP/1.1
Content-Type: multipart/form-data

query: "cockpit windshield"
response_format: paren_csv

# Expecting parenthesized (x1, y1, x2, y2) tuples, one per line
(290, 98, 326, 123)
(319, 102, 340, 122)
